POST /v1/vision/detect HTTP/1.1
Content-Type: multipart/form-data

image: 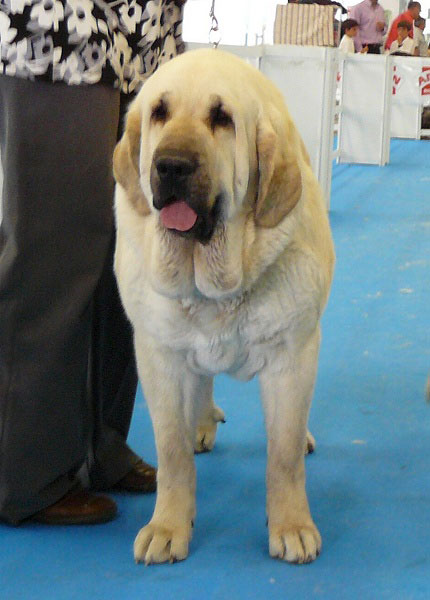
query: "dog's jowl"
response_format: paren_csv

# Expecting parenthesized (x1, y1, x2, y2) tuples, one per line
(113, 49, 335, 565)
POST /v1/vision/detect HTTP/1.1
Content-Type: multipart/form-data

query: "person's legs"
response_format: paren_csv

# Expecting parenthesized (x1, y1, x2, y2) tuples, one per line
(83, 91, 156, 491)
(0, 75, 120, 523)
(365, 43, 382, 54)
(86, 231, 141, 490)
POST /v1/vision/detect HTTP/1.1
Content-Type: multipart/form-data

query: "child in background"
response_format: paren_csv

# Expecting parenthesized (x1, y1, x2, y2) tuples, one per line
(339, 19, 368, 53)
(389, 20, 417, 54)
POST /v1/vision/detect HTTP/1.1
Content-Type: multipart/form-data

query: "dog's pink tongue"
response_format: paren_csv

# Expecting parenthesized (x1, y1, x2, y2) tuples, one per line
(160, 201, 197, 232)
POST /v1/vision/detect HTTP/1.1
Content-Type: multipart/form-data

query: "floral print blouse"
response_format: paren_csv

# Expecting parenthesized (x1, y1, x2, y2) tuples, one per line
(0, 0, 185, 93)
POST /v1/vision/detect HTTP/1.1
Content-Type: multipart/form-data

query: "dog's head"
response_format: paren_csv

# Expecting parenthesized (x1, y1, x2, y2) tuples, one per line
(114, 49, 305, 245)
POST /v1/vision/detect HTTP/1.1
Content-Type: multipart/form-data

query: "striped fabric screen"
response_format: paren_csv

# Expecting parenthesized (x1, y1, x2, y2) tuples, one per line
(274, 4, 336, 47)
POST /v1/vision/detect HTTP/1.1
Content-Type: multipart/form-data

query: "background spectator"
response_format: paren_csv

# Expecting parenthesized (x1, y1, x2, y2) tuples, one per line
(388, 19, 417, 54)
(414, 17, 428, 56)
(385, 1, 421, 50)
(339, 18, 369, 52)
(349, 0, 387, 54)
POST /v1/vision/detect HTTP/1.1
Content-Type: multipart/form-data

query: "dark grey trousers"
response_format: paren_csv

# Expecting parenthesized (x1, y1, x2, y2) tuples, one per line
(0, 75, 139, 524)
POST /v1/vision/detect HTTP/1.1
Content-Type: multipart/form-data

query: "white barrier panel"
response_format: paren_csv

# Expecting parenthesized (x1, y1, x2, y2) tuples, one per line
(391, 57, 430, 139)
(259, 45, 338, 209)
(186, 43, 338, 209)
(337, 54, 391, 166)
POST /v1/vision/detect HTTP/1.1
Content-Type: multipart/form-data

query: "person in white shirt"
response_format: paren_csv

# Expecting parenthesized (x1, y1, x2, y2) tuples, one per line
(339, 19, 369, 53)
(389, 20, 418, 54)
(414, 17, 428, 56)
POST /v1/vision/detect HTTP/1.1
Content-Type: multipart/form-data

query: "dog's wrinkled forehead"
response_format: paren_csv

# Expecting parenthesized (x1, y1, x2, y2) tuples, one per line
(147, 90, 236, 133)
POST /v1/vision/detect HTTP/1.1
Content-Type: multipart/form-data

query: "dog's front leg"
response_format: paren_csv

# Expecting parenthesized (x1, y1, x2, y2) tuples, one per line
(133, 335, 196, 565)
(259, 330, 322, 564)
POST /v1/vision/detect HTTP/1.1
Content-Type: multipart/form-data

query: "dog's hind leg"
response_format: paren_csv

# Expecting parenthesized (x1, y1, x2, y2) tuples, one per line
(192, 375, 225, 454)
(305, 430, 316, 455)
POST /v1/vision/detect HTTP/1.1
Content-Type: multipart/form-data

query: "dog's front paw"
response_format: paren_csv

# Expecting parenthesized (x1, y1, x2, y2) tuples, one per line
(269, 523, 321, 564)
(194, 405, 225, 453)
(134, 521, 192, 565)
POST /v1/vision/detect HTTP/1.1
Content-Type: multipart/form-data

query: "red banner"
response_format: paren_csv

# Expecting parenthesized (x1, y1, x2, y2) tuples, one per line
(420, 66, 430, 96)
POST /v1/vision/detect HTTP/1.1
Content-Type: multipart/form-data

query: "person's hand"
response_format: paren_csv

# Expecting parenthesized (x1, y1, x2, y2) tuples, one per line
(376, 21, 385, 31)
(360, 45, 369, 53)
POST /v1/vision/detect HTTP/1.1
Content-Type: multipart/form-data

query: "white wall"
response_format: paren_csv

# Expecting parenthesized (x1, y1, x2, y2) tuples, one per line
(183, 0, 280, 45)
(183, 0, 430, 42)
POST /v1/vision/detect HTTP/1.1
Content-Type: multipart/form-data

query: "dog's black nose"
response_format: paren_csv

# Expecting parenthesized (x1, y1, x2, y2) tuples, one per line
(155, 155, 197, 180)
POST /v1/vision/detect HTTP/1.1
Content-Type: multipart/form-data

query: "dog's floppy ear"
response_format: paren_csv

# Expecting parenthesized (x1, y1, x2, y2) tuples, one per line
(254, 108, 302, 228)
(113, 106, 150, 216)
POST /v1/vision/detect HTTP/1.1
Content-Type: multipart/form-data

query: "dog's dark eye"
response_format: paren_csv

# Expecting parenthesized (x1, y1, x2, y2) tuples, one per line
(209, 104, 233, 130)
(151, 99, 169, 123)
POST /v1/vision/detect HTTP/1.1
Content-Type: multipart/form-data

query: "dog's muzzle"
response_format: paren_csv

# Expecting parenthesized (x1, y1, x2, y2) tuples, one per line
(151, 149, 221, 244)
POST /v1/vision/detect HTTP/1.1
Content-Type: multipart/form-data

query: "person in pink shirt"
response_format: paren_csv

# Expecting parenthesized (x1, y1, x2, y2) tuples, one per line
(385, 1, 421, 50)
(349, 0, 387, 53)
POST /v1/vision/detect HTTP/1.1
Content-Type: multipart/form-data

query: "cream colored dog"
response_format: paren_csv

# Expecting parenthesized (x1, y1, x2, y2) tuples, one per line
(113, 49, 335, 565)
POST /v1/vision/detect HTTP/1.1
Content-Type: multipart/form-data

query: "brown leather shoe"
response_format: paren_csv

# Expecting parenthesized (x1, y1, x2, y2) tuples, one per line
(31, 489, 117, 525)
(113, 459, 157, 493)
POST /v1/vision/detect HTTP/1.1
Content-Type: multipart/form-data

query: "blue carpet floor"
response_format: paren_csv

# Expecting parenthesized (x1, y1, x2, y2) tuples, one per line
(1, 138, 430, 599)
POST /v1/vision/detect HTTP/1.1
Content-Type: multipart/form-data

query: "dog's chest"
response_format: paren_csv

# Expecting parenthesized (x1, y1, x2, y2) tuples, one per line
(180, 297, 257, 378)
(147, 282, 317, 380)
(118, 228, 323, 379)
